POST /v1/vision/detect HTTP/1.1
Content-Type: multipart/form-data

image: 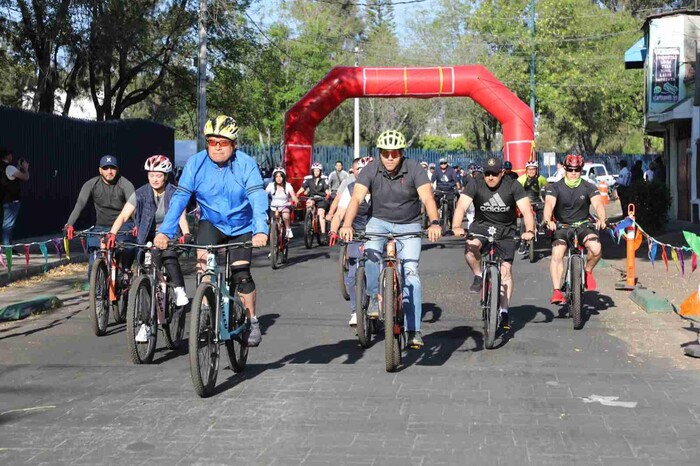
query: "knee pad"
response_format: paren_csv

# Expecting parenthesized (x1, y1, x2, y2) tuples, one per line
(230, 266, 255, 294)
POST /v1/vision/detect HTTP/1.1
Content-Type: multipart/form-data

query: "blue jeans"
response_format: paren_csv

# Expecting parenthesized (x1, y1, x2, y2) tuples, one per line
(86, 224, 135, 279)
(2, 201, 20, 245)
(345, 241, 362, 313)
(364, 217, 423, 332)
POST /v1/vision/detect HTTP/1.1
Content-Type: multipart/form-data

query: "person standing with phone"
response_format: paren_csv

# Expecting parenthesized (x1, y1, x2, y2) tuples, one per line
(0, 147, 30, 246)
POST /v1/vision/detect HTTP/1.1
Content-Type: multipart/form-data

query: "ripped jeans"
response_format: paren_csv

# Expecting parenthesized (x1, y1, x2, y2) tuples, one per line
(364, 217, 423, 332)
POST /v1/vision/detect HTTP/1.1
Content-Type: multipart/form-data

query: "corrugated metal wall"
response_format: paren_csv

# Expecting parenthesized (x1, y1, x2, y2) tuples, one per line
(0, 106, 174, 238)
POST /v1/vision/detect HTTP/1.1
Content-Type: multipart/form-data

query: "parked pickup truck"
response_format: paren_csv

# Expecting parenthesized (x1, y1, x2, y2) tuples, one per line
(547, 162, 617, 187)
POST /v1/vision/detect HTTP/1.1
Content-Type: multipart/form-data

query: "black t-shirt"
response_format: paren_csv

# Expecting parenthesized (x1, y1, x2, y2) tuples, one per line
(356, 158, 430, 224)
(546, 179, 600, 224)
(302, 176, 329, 198)
(463, 176, 527, 234)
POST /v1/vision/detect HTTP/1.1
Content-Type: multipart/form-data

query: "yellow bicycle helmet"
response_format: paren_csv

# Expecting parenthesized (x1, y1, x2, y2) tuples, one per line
(203, 115, 239, 141)
(376, 130, 407, 150)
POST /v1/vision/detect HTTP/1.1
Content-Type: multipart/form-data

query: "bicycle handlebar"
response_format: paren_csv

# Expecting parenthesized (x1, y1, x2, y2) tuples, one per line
(172, 241, 257, 251)
(355, 231, 426, 241)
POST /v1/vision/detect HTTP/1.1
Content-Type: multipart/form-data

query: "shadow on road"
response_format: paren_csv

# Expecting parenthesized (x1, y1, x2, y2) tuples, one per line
(0, 308, 83, 342)
(422, 303, 442, 323)
(283, 251, 331, 266)
(508, 304, 555, 336)
(400, 325, 481, 370)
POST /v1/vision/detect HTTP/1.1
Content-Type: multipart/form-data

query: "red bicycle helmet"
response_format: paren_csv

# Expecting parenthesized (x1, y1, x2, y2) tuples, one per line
(564, 154, 583, 168)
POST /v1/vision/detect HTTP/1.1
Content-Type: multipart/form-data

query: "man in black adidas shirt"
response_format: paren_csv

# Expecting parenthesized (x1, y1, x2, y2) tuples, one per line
(543, 154, 606, 305)
(452, 157, 535, 329)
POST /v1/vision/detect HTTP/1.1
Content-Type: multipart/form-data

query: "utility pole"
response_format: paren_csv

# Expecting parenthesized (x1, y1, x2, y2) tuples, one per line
(354, 46, 361, 159)
(529, 0, 536, 118)
(197, 0, 208, 152)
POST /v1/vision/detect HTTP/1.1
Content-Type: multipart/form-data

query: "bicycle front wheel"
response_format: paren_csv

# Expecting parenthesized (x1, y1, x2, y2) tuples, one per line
(441, 202, 450, 232)
(484, 265, 500, 349)
(224, 295, 249, 373)
(189, 283, 219, 397)
(303, 212, 313, 249)
(570, 256, 584, 330)
(126, 275, 158, 364)
(162, 284, 186, 350)
(382, 268, 401, 372)
(338, 244, 350, 301)
(89, 259, 110, 336)
(355, 266, 371, 348)
(270, 222, 280, 269)
(528, 237, 536, 263)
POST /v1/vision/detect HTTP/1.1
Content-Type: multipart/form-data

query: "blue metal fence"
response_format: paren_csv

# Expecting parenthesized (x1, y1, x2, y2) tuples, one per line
(235, 144, 659, 176)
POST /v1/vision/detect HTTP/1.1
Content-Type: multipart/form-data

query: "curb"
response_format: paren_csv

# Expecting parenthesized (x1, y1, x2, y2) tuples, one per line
(0, 295, 63, 321)
(630, 288, 674, 314)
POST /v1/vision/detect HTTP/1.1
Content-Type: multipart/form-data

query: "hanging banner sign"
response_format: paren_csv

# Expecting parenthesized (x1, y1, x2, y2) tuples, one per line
(651, 47, 680, 103)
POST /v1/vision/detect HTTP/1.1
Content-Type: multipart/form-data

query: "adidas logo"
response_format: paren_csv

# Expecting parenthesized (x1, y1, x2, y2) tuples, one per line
(480, 193, 510, 213)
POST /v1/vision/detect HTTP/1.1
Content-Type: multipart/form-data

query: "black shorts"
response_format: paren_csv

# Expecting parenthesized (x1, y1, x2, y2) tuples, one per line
(551, 227, 598, 246)
(196, 221, 253, 263)
(315, 199, 330, 211)
(467, 223, 517, 263)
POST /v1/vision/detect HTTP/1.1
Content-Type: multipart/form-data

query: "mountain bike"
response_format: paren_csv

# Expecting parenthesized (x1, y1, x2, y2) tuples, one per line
(81, 229, 133, 336)
(358, 231, 425, 372)
(269, 208, 289, 269)
(338, 242, 350, 301)
(556, 221, 598, 330)
(471, 227, 509, 349)
(518, 201, 545, 263)
(435, 190, 456, 233)
(123, 242, 188, 364)
(177, 242, 255, 398)
(303, 196, 326, 249)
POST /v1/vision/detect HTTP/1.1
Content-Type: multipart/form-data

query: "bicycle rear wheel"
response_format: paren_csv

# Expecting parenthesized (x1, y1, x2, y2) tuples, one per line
(112, 287, 128, 324)
(570, 256, 584, 330)
(270, 222, 280, 269)
(224, 295, 249, 373)
(304, 212, 313, 249)
(126, 275, 158, 363)
(89, 259, 110, 336)
(338, 244, 350, 301)
(162, 284, 186, 350)
(382, 268, 401, 372)
(355, 266, 371, 348)
(483, 265, 500, 349)
(441, 202, 449, 232)
(189, 283, 219, 397)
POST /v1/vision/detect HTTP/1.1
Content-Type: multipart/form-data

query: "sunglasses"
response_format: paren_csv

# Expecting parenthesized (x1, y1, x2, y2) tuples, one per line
(565, 167, 582, 173)
(379, 150, 402, 159)
(440, 162, 448, 165)
(484, 171, 500, 177)
(207, 139, 233, 148)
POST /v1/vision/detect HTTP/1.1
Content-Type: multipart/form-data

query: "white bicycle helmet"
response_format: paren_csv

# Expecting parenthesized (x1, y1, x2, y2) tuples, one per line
(428, 162, 435, 169)
(272, 166, 286, 177)
(420, 160, 428, 168)
(144, 155, 173, 173)
(376, 129, 407, 150)
(311, 162, 323, 172)
(357, 156, 374, 172)
(525, 160, 539, 168)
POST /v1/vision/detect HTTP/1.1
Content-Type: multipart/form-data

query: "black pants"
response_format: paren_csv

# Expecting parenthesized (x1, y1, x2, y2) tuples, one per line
(151, 247, 185, 287)
(617, 186, 629, 216)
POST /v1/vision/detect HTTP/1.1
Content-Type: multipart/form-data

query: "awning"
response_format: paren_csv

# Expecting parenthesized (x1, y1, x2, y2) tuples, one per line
(647, 96, 693, 126)
(625, 38, 646, 69)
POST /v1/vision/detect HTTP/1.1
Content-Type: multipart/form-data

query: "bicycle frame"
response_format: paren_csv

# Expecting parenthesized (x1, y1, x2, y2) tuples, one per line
(272, 210, 288, 252)
(559, 224, 590, 296)
(194, 246, 250, 343)
(475, 233, 502, 307)
(305, 196, 323, 234)
(83, 231, 130, 302)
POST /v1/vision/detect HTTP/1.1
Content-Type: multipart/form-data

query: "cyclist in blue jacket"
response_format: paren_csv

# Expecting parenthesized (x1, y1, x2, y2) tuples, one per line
(154, 115, 269, 347)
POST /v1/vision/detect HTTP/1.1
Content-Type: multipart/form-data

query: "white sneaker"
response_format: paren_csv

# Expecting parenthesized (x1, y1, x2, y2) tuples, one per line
(349, 313, 357, 326)
(135, 324, 150, 343)
(287, 229, 294, 239)
(174, 287, 189, 307)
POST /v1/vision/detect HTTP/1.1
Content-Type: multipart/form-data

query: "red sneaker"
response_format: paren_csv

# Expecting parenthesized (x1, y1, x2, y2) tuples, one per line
(550, 289, 566, 305)
(585, 270, 597, 291)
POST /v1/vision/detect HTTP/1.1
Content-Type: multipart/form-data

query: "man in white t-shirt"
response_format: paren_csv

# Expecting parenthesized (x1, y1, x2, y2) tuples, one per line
(0, 147, 30, 245)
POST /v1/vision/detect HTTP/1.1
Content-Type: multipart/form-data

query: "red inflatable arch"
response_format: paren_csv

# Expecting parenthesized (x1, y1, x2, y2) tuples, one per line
(284, 65, 534, 189)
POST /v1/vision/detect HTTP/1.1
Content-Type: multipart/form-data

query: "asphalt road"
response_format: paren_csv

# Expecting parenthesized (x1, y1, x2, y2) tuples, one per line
(1, 236, 699, 465)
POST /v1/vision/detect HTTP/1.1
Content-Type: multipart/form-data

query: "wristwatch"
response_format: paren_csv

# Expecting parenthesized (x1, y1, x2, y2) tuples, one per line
(430, 220, 440, 226)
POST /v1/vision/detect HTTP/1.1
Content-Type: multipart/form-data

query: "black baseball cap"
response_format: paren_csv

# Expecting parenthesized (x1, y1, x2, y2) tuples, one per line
(484, 157, 503, 172)
(99, 155, 118, 168)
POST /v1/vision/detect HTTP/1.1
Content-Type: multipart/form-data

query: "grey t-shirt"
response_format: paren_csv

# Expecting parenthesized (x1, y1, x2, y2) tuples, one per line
(67, 175, 135, 227)
(356, 158, 430, 224)
(336, 173, 356, 197)
(127, 191, 166, 230)
(328, 170, 349, 192)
